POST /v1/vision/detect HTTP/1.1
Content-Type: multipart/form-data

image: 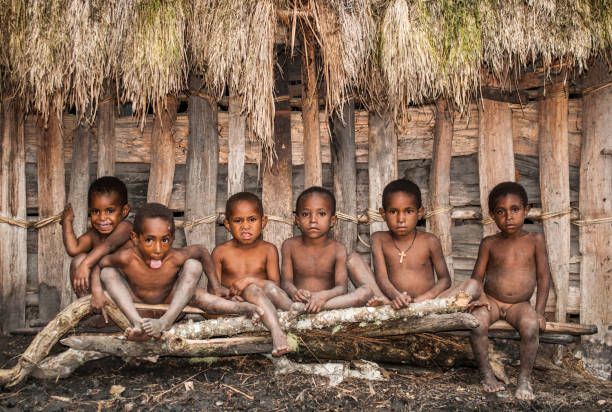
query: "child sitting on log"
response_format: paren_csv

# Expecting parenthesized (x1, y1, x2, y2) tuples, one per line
(468, 182, 550, 400)
(61, 177, 133, 306)
(280, 186, 388, 313)
(212, 192, 305, 356)
(95, 203, 263, 341)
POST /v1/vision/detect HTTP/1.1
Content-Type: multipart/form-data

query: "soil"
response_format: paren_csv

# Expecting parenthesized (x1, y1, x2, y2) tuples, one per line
(0, 335, 610, 411)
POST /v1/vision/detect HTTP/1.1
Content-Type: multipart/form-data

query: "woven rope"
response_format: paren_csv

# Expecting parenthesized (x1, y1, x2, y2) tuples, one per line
(366, 208, 384, 223)
(0, 213, 61, 229)
(266, 215, 294, 226)
(424, 206, 453, 220)
(480, 217, 495, 225)
(335, 212, 359, 224)
(182, 214, 219, 230)
(539, 208, 572, 220)
(572, 215, 612, 227)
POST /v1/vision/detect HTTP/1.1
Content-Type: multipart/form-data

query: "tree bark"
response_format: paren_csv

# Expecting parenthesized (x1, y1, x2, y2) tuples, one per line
(301, 28, 322, 188)
(31, 349, 107, 380)
(147, 96, 178, 205)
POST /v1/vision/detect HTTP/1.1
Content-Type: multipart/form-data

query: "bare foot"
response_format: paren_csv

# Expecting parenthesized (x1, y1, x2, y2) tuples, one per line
(288, 302, 306, 319)
(237, 302, 264, 325)
(124, 324, 149, 341)
(271, 330, 289, 357)
(366, 296, 390, 307)
(481, 371, 505, 393)
(142, 318, 169, 338)
(515, 378, 535, 400)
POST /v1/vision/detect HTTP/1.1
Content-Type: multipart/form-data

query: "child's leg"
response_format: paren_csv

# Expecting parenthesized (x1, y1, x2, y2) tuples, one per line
(99, 267, 146, 340)
(242, 284, 289, 356)
(190, 287, 264, 322)
(70, 253, 88, 297)
(142, 259, 202, 338)
(470, 297, 504, 392)
(321, 286, 373, 310)
(346, 252, 391, 305)
(439, 278, 482, 303)
(261, 282, 305, 315)
(505, 302, 540, 400)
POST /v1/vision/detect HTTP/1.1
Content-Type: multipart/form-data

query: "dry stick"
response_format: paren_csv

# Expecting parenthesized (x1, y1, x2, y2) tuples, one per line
(220, 383, 255, 400)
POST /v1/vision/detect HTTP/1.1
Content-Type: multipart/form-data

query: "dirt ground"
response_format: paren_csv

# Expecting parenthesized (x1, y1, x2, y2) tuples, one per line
(0, 335, 610, 411)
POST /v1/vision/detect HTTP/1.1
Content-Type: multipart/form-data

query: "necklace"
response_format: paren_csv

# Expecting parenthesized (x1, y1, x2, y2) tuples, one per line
(391, 230, 417, 263)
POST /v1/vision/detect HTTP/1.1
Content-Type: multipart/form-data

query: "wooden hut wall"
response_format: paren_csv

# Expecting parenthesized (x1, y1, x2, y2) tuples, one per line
(16, 95, 584, 328)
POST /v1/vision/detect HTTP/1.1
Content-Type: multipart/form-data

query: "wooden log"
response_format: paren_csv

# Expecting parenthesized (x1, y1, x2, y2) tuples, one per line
(147, 96, 178, 205)
(330, 100, 358, 253)
(579, 81, 612, 340)
(262, 53, 293, 252)
(368, 111, 397, 234)
(539, 83, 570, 323)
(185, 78, 217, 257)
(61, 122, 91, 308)
(301, 28, 322, 188)
(448, 330, 576, 345)
(31, 349, 107, 380)
(37, 106, 66, 322)
(227, 87, 246, 196)
(0, 99, 27, 334)
(489, 320, 597, 336)
(478, 99, 515, 237)
(96, 87, 116, 177)
(428, 99, 454, 281)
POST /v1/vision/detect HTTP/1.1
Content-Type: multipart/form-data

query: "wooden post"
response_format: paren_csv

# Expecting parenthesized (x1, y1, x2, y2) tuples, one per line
(538, 83, 570, 323)
(0, 99, 27, 333)
(579, 83, 612, 340)
(262, 54, 293, 252)
(37, 106, 66, 322)
(61, 122, 91, 308)
(330, 100, 357, 254)
(147, 96, 178, 205)
(185, 77, 217, 256)
(478, 99, 515, 237)
(429, 99, 454, 281)
(301, 28, 322, 188)
(97, 86, 115, 177)
(368, 110, 397, 234)
(228, 87, 246, 197)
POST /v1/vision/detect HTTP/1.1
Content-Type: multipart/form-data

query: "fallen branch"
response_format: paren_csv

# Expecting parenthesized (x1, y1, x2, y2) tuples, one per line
(31, 349, 107, 380)
(490, 320, 597, 336)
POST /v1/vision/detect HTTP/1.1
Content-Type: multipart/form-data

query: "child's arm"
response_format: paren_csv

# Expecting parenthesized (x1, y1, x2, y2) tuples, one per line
(179, 245, 229, 297)
(73, 220, 133, 293)
(61, 204, 93, 256)
(467, 237, 492, 312)
(371, 233, 411, 309)
(280, 240, 310, 302)
(305, 244, 349, 313)
(413, 236, 451, 302)
(91, 250, 129, 322)
(533, 233, 551, 331)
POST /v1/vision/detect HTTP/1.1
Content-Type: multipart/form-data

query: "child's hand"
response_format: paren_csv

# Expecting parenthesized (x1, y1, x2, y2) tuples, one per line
(230, 278, 256, 296)
(91, 290, 115, 323)
(537, 314, 547, 332)
(391, 292, 412, 310)
(231, 295, 245, 302)
(293, 289, 311, 303)
(61, 204, 74, 226)
(73, 263, 91, 295)
(467, 296, 491, 313)
(305, 292, 327, 314)
(210, 285, 230, 298)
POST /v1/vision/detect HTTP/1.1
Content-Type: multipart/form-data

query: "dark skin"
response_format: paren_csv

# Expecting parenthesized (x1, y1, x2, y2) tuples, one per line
(61, 192, 132, 296)
(468, 193, 550, 400)
(96, 217, 261, 341)
(212, 199, 304, 356)
(281, 192, 374, 313)
(372, 191, 451, 309)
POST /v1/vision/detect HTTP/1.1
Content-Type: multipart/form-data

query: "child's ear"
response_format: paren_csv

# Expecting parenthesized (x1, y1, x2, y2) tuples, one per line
(524, 204, 531, 214)
(129, 231, 137, 242)
(261, 215, 268, 229)
(418, 206, 424, 220)
(121, 204, 130, 218)
(330, 214, 337, 228)
(378, 207, 386, 218)
(223, 219, 230, 232)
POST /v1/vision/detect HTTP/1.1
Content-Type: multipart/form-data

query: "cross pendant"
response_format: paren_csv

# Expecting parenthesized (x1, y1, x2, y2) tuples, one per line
(398, 251, 406, 263)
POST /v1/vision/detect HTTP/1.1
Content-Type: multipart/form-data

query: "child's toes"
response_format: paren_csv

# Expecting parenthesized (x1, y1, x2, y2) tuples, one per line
(366, 296, 389, 307)
(272, 345, 289, 357)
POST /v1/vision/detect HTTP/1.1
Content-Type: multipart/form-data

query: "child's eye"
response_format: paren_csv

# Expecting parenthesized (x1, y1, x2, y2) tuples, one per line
(301, 212, 309, 217)
(145, 238, 153, 243)
(511, 207, 520, 213)
(406, 209, 413, 214)
(91, 209, 99, 215)
(318, 211, 326, 217)
(495, 209, 504, 215)
(106, 208, 114, 214)
(389, 209, 398, 215)
(161, 238, 169, 244)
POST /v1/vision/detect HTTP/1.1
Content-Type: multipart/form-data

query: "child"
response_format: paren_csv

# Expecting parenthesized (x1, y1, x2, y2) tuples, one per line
(61, 176, 132, 299)
(468, 182, 550, 400)
(281, 186, 386, 313)
(96, 203, 262, 340)
(212, 192, 304, 356)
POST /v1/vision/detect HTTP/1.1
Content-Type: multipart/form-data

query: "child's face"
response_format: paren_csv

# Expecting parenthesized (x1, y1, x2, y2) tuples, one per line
(491, 193, 530, 235)
(295, 193, 336, 240)
(224, 200, 267, 245)
(89, 192, 130, 236)
(131, 217, 174, 269)
(380, 191, 423, 237)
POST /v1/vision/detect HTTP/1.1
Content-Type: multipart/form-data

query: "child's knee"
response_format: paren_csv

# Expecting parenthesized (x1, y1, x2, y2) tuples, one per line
(346, 252, 362, 268)
(100, 267, 119, 284)
(357, 285, 374, 303)
(183, 259, 202, 275)
(471, 309, 491, 334)
(262, 282, 280, 296)
(242, 284, 264, 300)
(518, 317, 539, 341)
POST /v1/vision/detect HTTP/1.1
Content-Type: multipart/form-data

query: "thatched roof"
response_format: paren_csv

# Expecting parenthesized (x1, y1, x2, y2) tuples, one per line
(0, 0, 610, 154)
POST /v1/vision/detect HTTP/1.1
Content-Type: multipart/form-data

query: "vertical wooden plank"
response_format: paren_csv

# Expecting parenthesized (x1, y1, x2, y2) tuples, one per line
(37, 106, 66, 322)
(301, 28, 322, 188)
(478, 99, 515, 237)
(97, 87, 116, 177)
(330, 100, 357, 254)
(579, 84, 612, 340)
(147, 96, 178, 205)
(185, 77, 217, 255)
(0, 99, 27, 333)
(428, 99, 454, 281)
(368, 110, 397, 234)
(228, 87, 246, 197)
(61, 122, 91, 308)
(539, 83, 570, 323)
(262, 52, 293, 252)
